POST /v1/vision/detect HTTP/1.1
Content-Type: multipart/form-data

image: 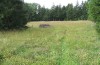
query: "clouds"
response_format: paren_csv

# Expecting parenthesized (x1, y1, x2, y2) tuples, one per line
(24, 0, 87, 8)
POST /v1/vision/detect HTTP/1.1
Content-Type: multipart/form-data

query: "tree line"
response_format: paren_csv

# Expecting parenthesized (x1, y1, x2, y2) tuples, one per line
(26, 1, 88, 21)
(0, 0, 100, 35)
(0, 0, 88, 29)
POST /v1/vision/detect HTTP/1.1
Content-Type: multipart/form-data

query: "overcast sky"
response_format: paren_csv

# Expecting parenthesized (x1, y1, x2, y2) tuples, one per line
(24, 0, 87, 8)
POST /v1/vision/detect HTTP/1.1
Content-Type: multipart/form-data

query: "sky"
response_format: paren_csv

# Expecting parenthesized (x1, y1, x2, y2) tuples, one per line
(24, 0, 87, 8)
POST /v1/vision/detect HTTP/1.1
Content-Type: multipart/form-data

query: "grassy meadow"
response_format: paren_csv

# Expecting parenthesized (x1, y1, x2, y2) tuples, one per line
(0, 21, 100, 65)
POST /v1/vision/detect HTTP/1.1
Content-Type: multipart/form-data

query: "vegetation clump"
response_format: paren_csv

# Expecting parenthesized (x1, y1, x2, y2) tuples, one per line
(0, 53, 4, 64)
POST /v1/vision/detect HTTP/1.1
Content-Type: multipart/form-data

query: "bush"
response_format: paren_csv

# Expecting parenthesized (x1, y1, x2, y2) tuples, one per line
(0, 0, 29, 30)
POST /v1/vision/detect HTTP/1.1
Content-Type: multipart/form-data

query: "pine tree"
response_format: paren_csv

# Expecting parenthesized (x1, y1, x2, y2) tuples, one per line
(66, 4, 74, 20)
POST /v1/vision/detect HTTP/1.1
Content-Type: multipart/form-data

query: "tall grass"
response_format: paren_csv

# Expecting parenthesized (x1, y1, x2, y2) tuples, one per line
(0, 21, 99, 65)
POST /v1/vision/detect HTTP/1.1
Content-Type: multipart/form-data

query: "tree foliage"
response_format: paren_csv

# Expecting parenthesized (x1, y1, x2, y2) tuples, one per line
(88, 0, 100, 34)
(88, 0, 100, 22)
(26, 1, 88, 21)
(0, 0, 29, 29)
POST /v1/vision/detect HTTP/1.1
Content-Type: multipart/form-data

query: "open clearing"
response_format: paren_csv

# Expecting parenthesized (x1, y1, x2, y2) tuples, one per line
(0, 21, 100, 65)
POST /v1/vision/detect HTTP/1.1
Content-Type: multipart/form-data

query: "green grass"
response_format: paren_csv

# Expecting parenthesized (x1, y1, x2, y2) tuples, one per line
(0, 21, 100, 65)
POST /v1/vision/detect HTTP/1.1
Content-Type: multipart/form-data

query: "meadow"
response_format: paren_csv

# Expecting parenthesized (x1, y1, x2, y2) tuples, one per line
(0, 21, 100, 65)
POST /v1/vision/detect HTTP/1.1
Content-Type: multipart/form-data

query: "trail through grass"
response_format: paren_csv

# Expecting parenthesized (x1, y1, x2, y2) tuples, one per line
(0, 21, 100, 65)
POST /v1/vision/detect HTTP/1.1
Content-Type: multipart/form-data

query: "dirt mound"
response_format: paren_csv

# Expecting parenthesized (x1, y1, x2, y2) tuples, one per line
(39, 24, 51, 28)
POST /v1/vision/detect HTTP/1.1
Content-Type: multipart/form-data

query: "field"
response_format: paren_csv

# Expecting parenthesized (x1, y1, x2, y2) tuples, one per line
(0, 21, 100, 65)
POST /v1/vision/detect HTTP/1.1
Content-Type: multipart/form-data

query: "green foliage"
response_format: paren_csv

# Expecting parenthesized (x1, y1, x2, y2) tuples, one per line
(88, 0, 100, 34)
(0, 0, 29, 29)
(96, 22, 100, 36)
(73, 1, 88, 20)
(0, 54, 3, 60)
(65, 4, 74, 20)
(24, 3, 40, 21)
(0, 53, 4, 64)
(88, 0, 100, 22)
(26, 1, 88, 21)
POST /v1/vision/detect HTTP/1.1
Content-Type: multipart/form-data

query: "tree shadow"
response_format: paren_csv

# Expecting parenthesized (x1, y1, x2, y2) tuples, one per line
(0, 26, 29, 32)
